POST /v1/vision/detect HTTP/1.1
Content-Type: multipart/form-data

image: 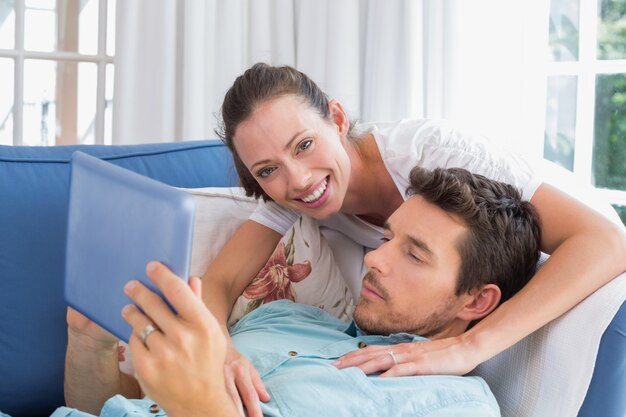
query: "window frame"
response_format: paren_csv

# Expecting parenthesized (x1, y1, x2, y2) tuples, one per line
(0, 0, 113, 145)
(546, 0, 626, 207)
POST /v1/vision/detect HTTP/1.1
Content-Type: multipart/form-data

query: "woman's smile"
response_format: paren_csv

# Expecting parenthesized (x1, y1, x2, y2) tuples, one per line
(294, 176, 331, 209)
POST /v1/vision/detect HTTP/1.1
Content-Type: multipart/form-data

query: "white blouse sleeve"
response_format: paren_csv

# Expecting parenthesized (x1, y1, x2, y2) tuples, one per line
(248, 200, 300, 235)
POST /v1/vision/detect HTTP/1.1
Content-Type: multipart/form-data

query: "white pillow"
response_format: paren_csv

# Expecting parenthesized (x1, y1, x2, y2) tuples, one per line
(228, 215, 355, 326)
(184, 187, 259, 278)
(184, 187, 353, 325)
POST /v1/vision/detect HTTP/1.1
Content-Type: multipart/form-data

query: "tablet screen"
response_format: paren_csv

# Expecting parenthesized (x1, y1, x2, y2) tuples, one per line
(65, 151, 195, 343)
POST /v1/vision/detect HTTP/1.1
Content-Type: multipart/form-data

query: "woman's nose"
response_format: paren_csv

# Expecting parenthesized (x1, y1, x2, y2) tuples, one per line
(286, 162, 313, 191)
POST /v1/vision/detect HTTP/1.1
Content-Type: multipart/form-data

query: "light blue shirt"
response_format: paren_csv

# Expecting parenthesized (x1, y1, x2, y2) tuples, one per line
(231, 300, 499, 417)
(49, 301, 500, 417)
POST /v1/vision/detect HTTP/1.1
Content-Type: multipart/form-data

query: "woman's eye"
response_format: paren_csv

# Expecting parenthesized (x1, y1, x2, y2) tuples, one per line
(257, 167, 276, 178)
(296, 139, 313, 153)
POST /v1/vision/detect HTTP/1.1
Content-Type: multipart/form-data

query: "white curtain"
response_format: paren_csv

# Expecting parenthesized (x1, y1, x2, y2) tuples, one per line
(428, 0, 550, 161)
(112, 0, 424, 144)
(113, 0, 550, 160)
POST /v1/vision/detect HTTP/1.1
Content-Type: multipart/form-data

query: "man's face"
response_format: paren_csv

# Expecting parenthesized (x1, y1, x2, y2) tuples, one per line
(353, 195, 470, 339)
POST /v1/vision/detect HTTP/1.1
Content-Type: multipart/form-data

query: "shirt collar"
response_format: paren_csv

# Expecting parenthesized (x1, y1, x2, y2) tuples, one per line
(345, 321, 429, 342)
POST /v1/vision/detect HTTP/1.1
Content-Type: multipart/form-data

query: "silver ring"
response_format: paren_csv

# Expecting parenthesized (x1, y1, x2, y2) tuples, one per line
(139, 323, 159, 346)
(387, 350, 398, 365)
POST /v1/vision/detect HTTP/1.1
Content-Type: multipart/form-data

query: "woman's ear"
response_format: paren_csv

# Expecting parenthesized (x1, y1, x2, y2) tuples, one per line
(456, 284, 502, 322)
(328, 99, 350, 136)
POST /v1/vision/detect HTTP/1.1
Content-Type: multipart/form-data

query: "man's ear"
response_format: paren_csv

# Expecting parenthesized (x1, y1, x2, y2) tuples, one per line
(328, 99, 350, 136)
(456, 284, 502, 322)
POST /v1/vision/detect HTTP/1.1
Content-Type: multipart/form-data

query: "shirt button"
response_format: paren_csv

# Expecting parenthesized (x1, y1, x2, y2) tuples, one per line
(358, 341, 368, 349)
(149, 404, 160, 413)
(288, 350, 298, 356)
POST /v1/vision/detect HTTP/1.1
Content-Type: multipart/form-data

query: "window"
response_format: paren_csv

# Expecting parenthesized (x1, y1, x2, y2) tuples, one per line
(0, 0, 115, 146)
(545, 0, 626, 224)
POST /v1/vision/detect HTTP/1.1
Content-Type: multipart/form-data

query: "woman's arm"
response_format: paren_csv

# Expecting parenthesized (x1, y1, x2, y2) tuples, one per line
(201, 219, 281, 329)
(201, 219, 282, 416)
(463, 182, 626, 367)
(336, 183, 626, 375)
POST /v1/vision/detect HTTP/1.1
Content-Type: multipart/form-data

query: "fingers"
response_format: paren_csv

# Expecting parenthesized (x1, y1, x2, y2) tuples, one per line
(333, 344, 393, 368)
(145, 262, 206, 321)
(223, 351, 269, 417)
(122, 304, 165, 352)
(348, 352, 398, 375)
(123, 279, 178, 335)
(251, 367, 270, 402)
(223, 367, 246, 417)
(380, 362, 423, 377)
(123, 265, 206, 335)
(234, 374, 262, 417)
(189, 276, 202, 298)
(333, 344, 429, 375)
(123, 264, 225, 363)
(334, 340, 471, 377)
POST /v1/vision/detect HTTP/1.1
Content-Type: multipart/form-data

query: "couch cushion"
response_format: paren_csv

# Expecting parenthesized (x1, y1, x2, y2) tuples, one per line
(0, 141, 237, 417)
(578, 300, 626, 417)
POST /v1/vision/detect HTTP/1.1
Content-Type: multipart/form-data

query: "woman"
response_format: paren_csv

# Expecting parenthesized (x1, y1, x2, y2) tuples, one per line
(202, 63, 626, 417)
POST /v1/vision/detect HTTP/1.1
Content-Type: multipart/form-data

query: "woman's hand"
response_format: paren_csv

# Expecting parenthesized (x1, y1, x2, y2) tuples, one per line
(333, 336, 478, 377)
(122, 262, 238, 417)
(223, 345, 270, 417)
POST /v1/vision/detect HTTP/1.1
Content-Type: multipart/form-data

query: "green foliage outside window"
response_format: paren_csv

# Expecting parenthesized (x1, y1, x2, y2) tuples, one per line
(598, 0, 626, 59)
(547, 0, 626, 226)
(613, 205, 626, 225)
(593, 74, 626, 190)
(594, 0, 626, 193)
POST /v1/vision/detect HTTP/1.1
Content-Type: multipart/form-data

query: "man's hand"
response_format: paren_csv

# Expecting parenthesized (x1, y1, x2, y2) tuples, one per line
(223, 345, 270, 417)
(332, 337, 478, 377)
(122, 262, 239, 417)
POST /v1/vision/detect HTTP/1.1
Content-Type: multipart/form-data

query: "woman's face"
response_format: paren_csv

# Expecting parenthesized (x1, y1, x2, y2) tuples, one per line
(233, 95, 352, 220)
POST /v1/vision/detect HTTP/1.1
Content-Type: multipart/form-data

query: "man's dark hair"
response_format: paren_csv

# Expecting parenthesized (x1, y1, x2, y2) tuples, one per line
(407, 167, 541, 306)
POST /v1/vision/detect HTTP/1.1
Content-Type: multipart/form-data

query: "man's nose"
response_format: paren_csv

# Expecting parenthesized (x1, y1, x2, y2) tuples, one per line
(364, 245, 391, 277)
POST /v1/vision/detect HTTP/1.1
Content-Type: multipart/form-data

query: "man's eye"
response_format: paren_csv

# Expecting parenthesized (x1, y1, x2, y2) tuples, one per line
(408, 252, 423, 263)
(257, 167, 276, 178)
(296, 139, 313, 153)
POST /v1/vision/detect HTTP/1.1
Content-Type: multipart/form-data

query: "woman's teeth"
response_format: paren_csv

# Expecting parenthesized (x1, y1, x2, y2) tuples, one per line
(301, 178, 328, 203)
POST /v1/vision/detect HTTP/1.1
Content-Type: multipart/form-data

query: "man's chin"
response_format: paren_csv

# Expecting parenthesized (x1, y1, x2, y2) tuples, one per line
(353, 304, 389, 336)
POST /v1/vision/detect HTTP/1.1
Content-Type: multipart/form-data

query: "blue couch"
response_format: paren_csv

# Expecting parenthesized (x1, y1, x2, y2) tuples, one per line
(0, 141, 624, 417)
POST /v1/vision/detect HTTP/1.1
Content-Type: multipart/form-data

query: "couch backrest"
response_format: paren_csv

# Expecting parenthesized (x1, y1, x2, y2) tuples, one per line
(0, 141, 238, 417)
(0, 142, 624, 417)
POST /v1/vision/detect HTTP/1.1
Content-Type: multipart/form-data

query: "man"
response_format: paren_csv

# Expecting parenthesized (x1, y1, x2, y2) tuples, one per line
(58, 167, 541, 417)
